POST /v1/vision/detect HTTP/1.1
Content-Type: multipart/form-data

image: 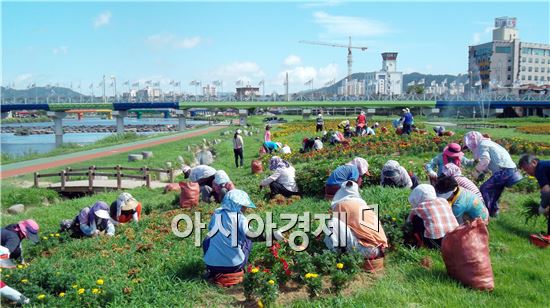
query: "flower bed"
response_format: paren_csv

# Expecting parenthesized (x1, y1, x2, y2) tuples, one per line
(516, 124, 550, 135)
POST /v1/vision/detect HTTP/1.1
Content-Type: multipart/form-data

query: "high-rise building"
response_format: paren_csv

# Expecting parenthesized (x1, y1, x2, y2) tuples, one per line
(364, 52, 403, 96)
(468, 17, 550, 90)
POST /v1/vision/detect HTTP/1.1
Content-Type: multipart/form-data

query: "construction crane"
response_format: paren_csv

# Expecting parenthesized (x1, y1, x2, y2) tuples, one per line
(299, 36, 368, 82)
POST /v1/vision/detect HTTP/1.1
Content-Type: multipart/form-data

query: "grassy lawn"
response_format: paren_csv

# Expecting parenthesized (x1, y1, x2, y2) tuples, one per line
(1, 116, 549, 306)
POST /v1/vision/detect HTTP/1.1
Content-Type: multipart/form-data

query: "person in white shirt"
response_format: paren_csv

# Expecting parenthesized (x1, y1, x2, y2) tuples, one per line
(313, 137, 323, 150)
(280, 144, 291, 155)
(183, 165, 217, 202)
(233, 129, 244, 168)
(260, 156, 299, 198)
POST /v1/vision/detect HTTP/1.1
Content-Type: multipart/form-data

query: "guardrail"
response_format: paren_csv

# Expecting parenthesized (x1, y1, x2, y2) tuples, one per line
(33, 165, 174, 191)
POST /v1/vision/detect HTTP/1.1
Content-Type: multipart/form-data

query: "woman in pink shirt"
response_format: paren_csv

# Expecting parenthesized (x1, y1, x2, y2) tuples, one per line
(264, 125, 272, 142)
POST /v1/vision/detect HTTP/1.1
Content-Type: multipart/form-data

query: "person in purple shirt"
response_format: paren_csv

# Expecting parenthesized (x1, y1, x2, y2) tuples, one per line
(519, 154, 550, 235)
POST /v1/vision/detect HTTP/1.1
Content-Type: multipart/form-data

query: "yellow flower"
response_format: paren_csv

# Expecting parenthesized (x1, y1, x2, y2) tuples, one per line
(92, 288, 100, 294)
(21, 279, 28, 283)
(336, 263, 344, 269)
(59, 292, 66, 297)
(305, 273, 318, 279)
(257, 299, 264, 308)
(72, 284, 78, 289)
(37, 294, 46, 300)
(42, 236, 48, 240)
(17, 265, 23, 269)
(251, 267, 259, 274)
(391, 217, 396, 222)
(96, 278, 104, 285)
(268, 279, 275, 285)
(77, 288, 85, 295)
(50, 233, 54, 237)
(55, 233, 60, 237)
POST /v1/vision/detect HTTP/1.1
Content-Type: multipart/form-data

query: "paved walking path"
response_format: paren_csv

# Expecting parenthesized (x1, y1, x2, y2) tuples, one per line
(0, 125, 225, 179)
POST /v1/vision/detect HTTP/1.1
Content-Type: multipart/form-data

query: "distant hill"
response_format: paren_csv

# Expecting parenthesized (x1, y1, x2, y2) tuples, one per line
(1, 86, 84, 102)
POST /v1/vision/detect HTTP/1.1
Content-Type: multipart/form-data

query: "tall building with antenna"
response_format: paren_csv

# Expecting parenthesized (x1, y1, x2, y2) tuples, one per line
(364, 52, 403, 96)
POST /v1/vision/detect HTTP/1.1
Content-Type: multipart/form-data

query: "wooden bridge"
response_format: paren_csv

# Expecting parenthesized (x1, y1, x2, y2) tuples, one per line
(34, 165, 178, 194)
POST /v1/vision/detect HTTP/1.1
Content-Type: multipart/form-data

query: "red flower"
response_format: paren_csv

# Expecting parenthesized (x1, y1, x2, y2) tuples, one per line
(279, 258, 291, 276)
(247, 264, 253, 273)
(263, 269, 270, 273)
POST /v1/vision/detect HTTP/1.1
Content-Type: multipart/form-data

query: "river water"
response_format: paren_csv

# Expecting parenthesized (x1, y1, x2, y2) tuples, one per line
(1, 117, 207, 157)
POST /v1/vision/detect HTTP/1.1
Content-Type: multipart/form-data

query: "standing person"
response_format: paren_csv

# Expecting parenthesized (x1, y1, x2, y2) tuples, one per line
(400, 108, 414, 135)
(518, 154, 550, 235)
(183, 164, 217, 202)
(325, 157, 370, 199)
(434, 176, 489, 224)
(380, 160, 417, 189)
(71, 202, 115, 237)
(203, 189, 256, 287)
(110, 192, 142, 224)
(425, 143, 473, 183)
(464, 131, 523, 217)
(260, 156, 299, 198)
(264, 125, 272, 142)
(356, 111, 367, 136)
(407, 184, 458, 249)
(442, 163, 483, 200)
(233, 129, 244, 168)
(1, 219, 40, 263)
(316, 113, 324, 132)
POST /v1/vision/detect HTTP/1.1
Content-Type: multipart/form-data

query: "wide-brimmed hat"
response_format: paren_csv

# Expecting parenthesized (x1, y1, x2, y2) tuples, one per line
(117, 192, 139, 211)
(236, 129, 242, 134)
(0, 246, 16, 268)
(18, 219, 39, 244)
(95, 209, 111, 220)
(443, 143, 464, 158)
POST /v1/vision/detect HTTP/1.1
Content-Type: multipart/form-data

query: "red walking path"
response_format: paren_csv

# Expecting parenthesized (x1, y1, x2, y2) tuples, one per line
(0, 126, 224, 179)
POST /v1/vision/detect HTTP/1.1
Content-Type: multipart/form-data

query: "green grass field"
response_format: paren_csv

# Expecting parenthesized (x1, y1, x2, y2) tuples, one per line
(1, 116, 549, 307)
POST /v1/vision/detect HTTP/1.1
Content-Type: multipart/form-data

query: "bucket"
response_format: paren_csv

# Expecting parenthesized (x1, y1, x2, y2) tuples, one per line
(363, 257, 384, 273)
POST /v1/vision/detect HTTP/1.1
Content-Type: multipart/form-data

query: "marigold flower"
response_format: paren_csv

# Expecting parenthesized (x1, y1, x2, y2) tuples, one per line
(50, 233, 54, 237)
(96, 278, 104, 285)
(391, 217, 396, 222)
(55, 233, 60, 237)
(17, 265, 23, 269)
(305, 273, 318, 279)
(72, 284, 78, 289)
(336, 263, 344, 269)
(59, 292, 66, 297)
(37, 294, 46, 300)
(42, 236, 48, 240)
(257, 299, 264, 308)
(92, 288, 100, 294)
(251, 267, 259, 274)
(21, 279, 28, 283)
(268, 279, 275, 285)
(77, 288, 85, 295)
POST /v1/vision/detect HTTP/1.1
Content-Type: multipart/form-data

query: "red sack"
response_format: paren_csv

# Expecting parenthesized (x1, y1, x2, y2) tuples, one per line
(178, 181, 200, 209)
(441, 218, 494, 291)
(164, 183, 181, 193)
(251, 160, 263, 174)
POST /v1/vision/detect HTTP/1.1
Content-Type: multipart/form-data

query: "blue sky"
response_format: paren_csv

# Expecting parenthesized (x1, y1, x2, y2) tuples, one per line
(2, 1, 549, 94)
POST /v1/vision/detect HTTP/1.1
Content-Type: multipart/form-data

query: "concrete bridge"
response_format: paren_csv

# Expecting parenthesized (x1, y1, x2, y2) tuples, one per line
(2, 100, 549, 146)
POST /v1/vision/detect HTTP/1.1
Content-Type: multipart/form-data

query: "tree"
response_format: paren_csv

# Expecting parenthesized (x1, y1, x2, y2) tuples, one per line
(407, 85, 425, 95)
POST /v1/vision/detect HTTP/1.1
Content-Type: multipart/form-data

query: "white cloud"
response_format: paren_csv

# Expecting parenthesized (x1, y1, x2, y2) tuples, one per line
(93, 11, 111, 28)
(472, 26, 493, 44)
(283, 55, 302, 66)
(52, 46, 68, 55)
(276, 63, 339, 87)
(300, 0, 342, 9)
(146, 34, 202, 50)
(211, 61, 265, 86)
(15, 73, 33, 83)
(472, 33, 481, 44)
(313, 11, 391, 37)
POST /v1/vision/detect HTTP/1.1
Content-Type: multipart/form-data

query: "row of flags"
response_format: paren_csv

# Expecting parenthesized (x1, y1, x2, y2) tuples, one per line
(406, 78, 471, 87)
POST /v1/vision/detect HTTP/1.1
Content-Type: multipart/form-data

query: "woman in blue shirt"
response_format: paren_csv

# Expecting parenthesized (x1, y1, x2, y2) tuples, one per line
(203, 189, 256, 286)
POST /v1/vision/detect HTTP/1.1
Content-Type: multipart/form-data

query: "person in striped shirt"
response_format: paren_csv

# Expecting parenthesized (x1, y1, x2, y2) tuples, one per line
(442, 163, 483, 200)
(407, 184, 459, 249)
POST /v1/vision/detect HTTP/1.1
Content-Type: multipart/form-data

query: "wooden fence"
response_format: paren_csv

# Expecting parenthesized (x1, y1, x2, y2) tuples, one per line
(33, 165, 174, 191)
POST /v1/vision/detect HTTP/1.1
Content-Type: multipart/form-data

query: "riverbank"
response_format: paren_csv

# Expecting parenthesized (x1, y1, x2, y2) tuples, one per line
(2, 123, 188, 135)
(0, 115, 49, 124)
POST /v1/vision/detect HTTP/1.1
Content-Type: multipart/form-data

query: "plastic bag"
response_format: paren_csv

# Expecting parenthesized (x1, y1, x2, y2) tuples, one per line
(178, 181, 200, 209)
(441, 218, 494, 291)
(251, 160, 263, 174)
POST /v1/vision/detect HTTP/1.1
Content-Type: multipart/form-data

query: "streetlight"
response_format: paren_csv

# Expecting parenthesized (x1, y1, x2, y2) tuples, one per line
(111, 76, 117, 102)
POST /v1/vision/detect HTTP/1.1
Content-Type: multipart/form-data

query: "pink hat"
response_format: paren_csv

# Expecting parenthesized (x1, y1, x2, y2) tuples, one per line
(443, 143, 464, 158)
(18, 219, 40, 243)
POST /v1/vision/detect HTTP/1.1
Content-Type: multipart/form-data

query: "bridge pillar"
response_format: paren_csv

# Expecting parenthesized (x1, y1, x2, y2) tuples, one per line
(176, 110, 187, 131)
(302, 108, 312, 119)
(47, 111, 66, 147)
(239, 109, 248, 126)
(112, 111, 128, 133)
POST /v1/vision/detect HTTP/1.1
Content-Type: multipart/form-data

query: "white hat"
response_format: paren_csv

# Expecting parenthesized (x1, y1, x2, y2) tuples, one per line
(117, 192, 139, 211)
(236, 129, 242, 134)
(318, 114, 322, 117)
(182, 165, 191, 174)
(95, 209, 111, 220)
(0, 246, 16, 268)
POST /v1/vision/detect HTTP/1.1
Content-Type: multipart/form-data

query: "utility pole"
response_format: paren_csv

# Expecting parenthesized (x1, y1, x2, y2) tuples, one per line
(102, 74, 106, 103)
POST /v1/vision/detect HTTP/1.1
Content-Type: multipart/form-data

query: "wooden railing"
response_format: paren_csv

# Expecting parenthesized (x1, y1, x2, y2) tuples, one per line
(33, 165, 174, 191)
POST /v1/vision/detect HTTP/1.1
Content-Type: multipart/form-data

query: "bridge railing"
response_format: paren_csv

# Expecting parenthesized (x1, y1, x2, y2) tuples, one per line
(33, 165, 175, 191)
